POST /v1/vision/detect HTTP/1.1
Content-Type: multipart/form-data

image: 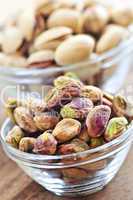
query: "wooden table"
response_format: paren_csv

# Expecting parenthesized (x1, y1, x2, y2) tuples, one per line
(0, 68, 133, 200)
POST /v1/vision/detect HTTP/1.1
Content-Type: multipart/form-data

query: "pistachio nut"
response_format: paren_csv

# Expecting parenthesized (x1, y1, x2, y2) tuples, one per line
(78, 126, 90, 142)
(55, 34, 95, 65)
(1, 27, 24, 54)
(27, 50, 55, 68)
(62, 167, 88, 181)
(47, 8, 80, 33)
(82, 5, 109, 34)
(81, 85, 103, 103)
(58, 138, 89, 155)
(86, 105, 111, 137)
(104, 117, 128, 142)
(6, 125, 24, 148)
(96, 24, 128, 54)
(34, 0, 58, 17)
(34, 110, 60, 131)
(5, 98, 21, 123)
(90, 137, 104, 148)
(5, 54, 27, 68)
(19, 137, 36, 152)
(33, 131, 57, 155)
(112, 95, 127, 117)
(53, 118, 81, 143)
(34, 26, 72, 50)
(60, 97, 93, 120)
(14, 107, 38, 133)
(111, 7, 133, 27)
(18, 8, 45, 41)
(24, 97, 47, 114)
(64, 72, 79, 80)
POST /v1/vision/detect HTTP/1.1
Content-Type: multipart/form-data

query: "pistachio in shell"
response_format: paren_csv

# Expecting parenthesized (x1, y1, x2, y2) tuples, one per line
(27, 50, 55, 68)
(14, 107, 38, 133)
(34, 26, 72, 50)
(60, 97, 93, 120)
(19, 137, 36, 152)
(1, 27, 24, 54)
(47, 8, 80, 33)
(81, 85, 103, 103)
(96, 24, 128, 54)
(62, 167, 88, 181)
(82, 5, 109, 34)
(111, 7, 133, 27)
(104, 117, 128, 142)
(55, 34, 95, 65)
(52, 118, 81, 143)
(33, 131, 57, 155)
(58, 138, 89, 155)
(34, 110, 60, 131)
(6, 125, 24, 148)
(86, 105, 111, 137)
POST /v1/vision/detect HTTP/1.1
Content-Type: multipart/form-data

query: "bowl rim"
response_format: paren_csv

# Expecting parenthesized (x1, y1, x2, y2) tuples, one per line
(1, 118, 133, 161)
(0, 27, 133, 77)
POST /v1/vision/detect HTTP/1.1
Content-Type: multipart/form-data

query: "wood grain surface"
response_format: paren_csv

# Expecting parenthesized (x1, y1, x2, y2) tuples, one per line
(0, 68, 133, 200)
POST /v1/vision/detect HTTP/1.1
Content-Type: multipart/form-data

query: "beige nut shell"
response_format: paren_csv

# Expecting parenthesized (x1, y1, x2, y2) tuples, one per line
(111, 7, 133, 27)
(27, 50, 54, 64)
(47, 8, 80, 33)
(96, 25, 128, 54)
(34, 26, 72, 50)
(55, 34, 95, 65)
(1, 27, 24, 54)
(82, 5, 109, 34)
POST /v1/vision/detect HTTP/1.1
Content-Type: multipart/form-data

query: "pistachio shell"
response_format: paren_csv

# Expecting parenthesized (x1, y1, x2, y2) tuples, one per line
(47, 8, 80, 33)
(6, 125, 24, 148)
(34, 111, 60, 131)
(82, 5, 109, 34)
(1, 27, 24, 54)
(111, 7, 133, 26)
(34, 132, 57, 155)
(96, 24, 128, 54)
(19, 137, 36, 152)
(14, 107, 38, 133)
(55, 34, 95, 65)
(53, 118, 81, 143)
(86, 105, 111, 137)
(34, 26, 72, 50)
(104, 117, 128, 142)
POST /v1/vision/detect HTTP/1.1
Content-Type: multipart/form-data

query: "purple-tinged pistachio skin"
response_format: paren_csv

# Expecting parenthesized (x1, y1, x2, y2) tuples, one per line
(6, 125, 24, 148)
(81, 85, 103, 103)
(104, 117, 128, 142)
(34, 110, 60, 131)
(14, 107, 38, 133)
(78, 126, 90, 142)
(86, 105, 111, 138)
(60, 97, 93, 119)
(53, 118, 81, 143)
(19, 137, 36, 152)
(90, 137, 104, 148)
(34, 132, 57, 155)
(58, 138, 89, 155)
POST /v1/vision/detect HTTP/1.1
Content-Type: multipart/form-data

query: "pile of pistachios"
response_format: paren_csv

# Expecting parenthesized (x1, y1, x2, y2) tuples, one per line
(0, 0, 132, 68)
(5, 73, 133, 155)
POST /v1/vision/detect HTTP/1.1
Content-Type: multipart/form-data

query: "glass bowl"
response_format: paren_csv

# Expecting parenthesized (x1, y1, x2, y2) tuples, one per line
(0, 32, 133, 95)
(1, 118, 133, 197)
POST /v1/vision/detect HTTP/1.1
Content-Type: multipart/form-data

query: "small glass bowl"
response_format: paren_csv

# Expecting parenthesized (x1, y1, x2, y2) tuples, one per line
(1, 118, 133, 197)
(0, 30, 133, 95)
